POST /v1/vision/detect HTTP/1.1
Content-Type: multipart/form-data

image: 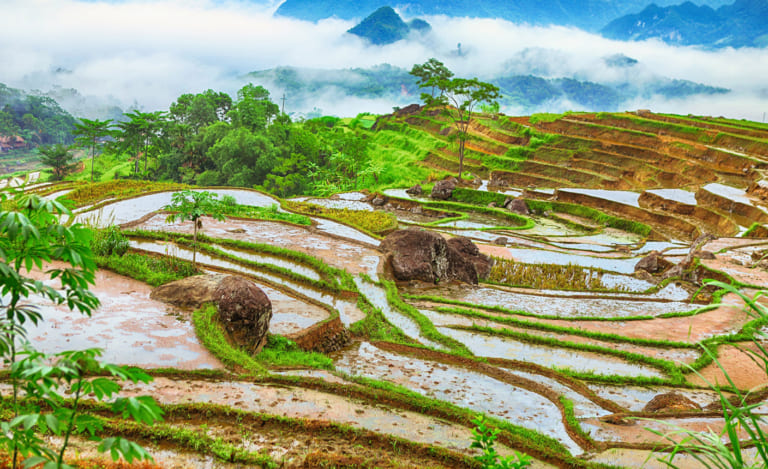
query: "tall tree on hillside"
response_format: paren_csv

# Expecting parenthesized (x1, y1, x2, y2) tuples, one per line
(38, 144, 76, 180)
(410, 58, 454, 100)
(73, 118, 113, 183)
(410, 59, 500, 180)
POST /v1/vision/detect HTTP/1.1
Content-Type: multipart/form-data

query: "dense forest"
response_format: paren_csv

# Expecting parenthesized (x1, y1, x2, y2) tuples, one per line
(70, 84, 375, 198)
(0, 84, 77, 147)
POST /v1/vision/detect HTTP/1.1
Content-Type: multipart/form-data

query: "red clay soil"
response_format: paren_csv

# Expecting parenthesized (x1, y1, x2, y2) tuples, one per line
(533, 293, 751, 344)
(690, 342, 768, 390)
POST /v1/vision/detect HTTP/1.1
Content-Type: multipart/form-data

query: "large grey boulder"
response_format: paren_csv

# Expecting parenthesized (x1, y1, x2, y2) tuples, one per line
(380, 229, 487, 284)
(507, 198, 530, 215)
(447, 236, 493, 280)
(213, 276, 273, 354)
(151, 274, 272, 354)
(644, 392, 701, 413)
(430, 178, 457, 200)
(150, 274, 224, 309)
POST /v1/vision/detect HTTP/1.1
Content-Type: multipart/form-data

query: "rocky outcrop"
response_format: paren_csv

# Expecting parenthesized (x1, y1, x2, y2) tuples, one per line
(405, 184, 423, 196)
(507, 198, 530, 215)
(151, 274, 273, 354)
(380, 229, 488, 284)
(446, 237, 493, 280)
(430, 177, 457, 200)
(213, 276, 273, 354)
(638, 191, 739, 237)
(289, 317, 351, 353)
(150, 274, 224, 309)
(748, 179, 768, 201)
(634, 251, 672, 275)
(643, 392, 701, 413)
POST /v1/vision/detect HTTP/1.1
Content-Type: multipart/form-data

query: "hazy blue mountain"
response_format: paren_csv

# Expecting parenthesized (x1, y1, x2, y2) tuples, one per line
(245, 65, 729, 114)
(347, 6, 430, 45)
(601, 0, 768, 48)
(275, 0, 733, 31)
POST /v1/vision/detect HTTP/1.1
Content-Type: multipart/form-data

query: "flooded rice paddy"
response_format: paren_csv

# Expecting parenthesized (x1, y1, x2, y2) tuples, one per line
(21, 181, 768, 468)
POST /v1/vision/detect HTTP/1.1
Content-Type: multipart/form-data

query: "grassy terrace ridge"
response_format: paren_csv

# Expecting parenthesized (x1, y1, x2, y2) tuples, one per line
(657, 112, 768, 135)
(406, 293, 707, 323)
(283, 199, 397, 236)
(125, 229, 356, 293)
(450, 187, 652, 236)
(12, 103, 768, 468)
(62, 180, 190, 207)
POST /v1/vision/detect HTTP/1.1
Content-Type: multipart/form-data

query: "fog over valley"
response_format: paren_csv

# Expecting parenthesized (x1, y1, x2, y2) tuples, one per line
(2, 0, 767, 121)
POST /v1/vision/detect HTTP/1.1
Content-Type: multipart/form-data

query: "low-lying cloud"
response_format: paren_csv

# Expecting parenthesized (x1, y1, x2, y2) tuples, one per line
(2, 0, 767, 121)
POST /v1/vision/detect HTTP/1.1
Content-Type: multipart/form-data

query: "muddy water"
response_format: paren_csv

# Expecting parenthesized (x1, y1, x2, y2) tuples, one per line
(492, 247, 640, 273)
(130, 240, 362, 326)
(549, 241, 615, 252)
(74, 189, 281, 227)
(292, 197, 374, 211)
(312, 217, 381, 245)
(120, 377, 485, 455)
(702, 183, 755, 206)
(587, 384, 723, 412)
(332, 342, 584, 455)
(42, 189, 73, 201)
(646, 189, 698, 205)
(208, 242, 322, 281)
(19, 263, 222, 370)
(582, 416, 751, 445)
(421, 284, 694, 318)
(134, 214, 382, 279)
(590, 447, 763, 469)
(518, 216, 585, 237)
(354, 277, 445, 349)
(556, 229, 643, 246)
(506, 369, 612, 419)
(436, 327, 666, 379)
(421, 310, 700, 365)
(559, 189, 641, 207)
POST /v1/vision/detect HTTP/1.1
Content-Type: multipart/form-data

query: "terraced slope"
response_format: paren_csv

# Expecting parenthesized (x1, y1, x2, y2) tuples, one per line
(372, 108, 768, 240)
(12, 112, 768, 469)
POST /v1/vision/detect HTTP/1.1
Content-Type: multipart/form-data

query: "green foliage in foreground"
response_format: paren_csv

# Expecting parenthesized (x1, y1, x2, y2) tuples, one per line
(95, 252, 199, 287)
(0, 191, 161, 469)
(648, 280, 768, 468)
(472, 414, 532, 468)
(90, 226, 130, 257)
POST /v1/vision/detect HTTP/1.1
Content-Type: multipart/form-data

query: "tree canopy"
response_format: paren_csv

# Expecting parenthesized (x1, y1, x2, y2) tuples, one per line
(410, 59, 501, 179)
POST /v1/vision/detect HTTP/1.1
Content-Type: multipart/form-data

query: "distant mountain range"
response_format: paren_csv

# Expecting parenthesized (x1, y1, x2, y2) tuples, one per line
(602, 0, 768, 48)
(246, 64, 729, 115)
(275, 0, 732, 31)
(347, 6, 430, 45)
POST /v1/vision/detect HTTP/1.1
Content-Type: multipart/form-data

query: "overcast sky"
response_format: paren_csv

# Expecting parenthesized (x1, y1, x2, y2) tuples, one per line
(2, 0, 767, 120)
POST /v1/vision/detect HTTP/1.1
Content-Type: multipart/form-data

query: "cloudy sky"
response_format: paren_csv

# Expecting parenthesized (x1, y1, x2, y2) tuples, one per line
(2, 0, 767, 120)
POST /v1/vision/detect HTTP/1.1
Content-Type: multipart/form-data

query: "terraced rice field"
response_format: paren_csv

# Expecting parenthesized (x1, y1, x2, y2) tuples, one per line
(14, 111, 768, 468)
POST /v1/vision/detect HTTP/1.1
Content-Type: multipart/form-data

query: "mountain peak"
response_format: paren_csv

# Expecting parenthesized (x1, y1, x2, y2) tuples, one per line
(347, 6, 430, 45)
